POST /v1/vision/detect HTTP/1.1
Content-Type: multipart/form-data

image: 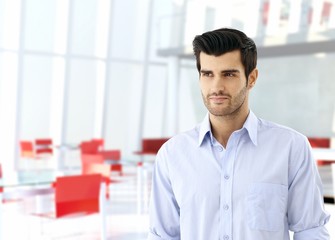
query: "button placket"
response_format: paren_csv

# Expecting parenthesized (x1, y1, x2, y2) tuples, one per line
(220, 147, 232, 240)
(221, 132, 242, 240)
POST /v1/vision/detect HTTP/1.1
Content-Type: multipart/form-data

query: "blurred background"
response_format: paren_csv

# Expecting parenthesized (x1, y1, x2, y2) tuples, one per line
(1, 0, 335, 169)
(0, 0, 335, 238)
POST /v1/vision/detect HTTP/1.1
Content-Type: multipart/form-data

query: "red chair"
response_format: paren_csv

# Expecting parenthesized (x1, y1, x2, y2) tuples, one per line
(55, 174, 102, 217)
(308, 137, 334, 165)
(92, 138, 104, 151)
(83, 162, 113, 198)
(80, 140, 123, 176)
(35, 138, 53, 156)
(20, 139, 53, 159)
(19, 139, 54, 170)
(99, 150, 123, 176)
(81, 154, 119, 198)
(308, 138, 330, 148)
(20, 141, 35, 158)
(84, 163, 111, 182)
(134, 138, 170, 165)
(80, 140, 100, 154)
(81, 154, 105, 174)
(34, 174, 107, 239)
(134, 138, 170, 155)
(81, 154, 118, 187)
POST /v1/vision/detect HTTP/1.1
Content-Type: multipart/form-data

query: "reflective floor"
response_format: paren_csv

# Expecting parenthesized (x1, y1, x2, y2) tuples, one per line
(1, 163, 334, 239)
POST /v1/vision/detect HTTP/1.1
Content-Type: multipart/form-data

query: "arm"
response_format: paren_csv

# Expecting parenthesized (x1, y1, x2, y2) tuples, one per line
(148, 146, 180, 240)
(287, 137, 330, 239)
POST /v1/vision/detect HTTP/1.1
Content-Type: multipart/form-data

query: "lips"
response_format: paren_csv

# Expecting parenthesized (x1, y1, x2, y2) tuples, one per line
(209, 96, 229, 103)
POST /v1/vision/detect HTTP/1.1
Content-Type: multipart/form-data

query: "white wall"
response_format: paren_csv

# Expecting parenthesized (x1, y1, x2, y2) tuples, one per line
(252, 53, 335, 137)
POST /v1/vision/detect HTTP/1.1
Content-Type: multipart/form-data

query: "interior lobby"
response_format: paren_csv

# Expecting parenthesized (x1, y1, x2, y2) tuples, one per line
(1, 0, 335, 239)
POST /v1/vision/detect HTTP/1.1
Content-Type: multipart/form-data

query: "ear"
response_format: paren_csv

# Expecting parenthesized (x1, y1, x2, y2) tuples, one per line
(247, 68, 258, 90)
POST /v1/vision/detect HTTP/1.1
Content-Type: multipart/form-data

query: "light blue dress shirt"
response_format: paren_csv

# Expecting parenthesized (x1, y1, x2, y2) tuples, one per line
(148, 111, 330, 240)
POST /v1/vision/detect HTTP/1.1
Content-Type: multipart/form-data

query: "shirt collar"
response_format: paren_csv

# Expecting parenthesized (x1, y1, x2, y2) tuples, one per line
(198, 110, 258, 147)
(243, 110, 258, 146)
(198, 113, 213, 146)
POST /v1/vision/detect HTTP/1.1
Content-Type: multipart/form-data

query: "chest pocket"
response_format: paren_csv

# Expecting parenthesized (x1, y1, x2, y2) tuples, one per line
(246, 182, 288, 231)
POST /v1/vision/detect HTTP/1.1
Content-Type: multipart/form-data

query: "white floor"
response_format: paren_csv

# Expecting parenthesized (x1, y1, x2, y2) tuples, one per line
(1, 164, 334, 240)
(1, 164, 150, 240)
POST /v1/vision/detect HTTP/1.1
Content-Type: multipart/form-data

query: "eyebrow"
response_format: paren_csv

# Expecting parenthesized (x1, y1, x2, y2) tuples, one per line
(200, 69, 240, 74)
(222, 69, 240, 74)
(200, 70, 212, 74)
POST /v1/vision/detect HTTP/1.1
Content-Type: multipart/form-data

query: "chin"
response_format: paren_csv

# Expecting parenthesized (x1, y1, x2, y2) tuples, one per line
(208, 106, 238, 117)
(208, 109, 229, 117)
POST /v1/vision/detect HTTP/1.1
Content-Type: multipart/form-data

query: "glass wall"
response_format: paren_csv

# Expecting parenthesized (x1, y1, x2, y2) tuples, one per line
(20, 55, 53, 139)
(0, 0, 182, 169)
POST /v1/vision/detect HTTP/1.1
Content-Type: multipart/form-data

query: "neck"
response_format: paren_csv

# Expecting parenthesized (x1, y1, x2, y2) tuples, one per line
(210, 107, 249, 148)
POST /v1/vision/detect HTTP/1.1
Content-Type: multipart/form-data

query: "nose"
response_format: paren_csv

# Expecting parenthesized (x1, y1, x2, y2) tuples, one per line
(211, 76, 225, 92)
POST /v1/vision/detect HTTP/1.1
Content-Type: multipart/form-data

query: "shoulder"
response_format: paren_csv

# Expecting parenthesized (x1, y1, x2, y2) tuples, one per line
(258, 118, 307, 140)
(158, 125, 200, 155)
(255, 118, 313, 174)
(164, 125, 200, 148)
(257, 117, 309, 147)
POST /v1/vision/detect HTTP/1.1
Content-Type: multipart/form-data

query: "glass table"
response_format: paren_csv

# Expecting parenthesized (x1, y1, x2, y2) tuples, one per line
(0, 169, 82, 240)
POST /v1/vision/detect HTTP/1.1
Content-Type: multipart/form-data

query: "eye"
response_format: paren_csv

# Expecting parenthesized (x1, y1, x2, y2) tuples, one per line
(224, 72, 235, 77)
(201, 72, 213, 77)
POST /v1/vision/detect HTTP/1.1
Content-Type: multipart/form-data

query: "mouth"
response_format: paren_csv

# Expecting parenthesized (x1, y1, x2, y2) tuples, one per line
(208, 96, 229, 104)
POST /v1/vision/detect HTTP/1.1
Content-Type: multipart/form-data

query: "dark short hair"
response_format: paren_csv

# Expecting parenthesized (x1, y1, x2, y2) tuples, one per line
(192, 28, 257, 79)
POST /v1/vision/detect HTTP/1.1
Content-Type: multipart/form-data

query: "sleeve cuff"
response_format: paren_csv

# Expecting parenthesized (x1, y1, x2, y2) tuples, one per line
(293, 225, 330, 240)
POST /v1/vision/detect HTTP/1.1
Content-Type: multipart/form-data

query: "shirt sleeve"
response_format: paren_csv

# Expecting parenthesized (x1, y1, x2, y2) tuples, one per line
(147, 145, 181, 240)
(287, 136, 330, 239)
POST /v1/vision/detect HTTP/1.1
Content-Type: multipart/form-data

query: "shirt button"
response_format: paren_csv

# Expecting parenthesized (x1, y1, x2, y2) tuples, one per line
(223, 204, 229, 210)
(217, 146, 223, 152)
(224, 175, 230, 180)
(223, 235, 229, 240)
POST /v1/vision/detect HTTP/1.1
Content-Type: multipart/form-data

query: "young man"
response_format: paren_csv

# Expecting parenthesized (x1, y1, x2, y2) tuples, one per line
(147, 28, 330, 240)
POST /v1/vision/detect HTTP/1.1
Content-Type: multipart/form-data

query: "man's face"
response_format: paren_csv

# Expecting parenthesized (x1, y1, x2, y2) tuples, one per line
(199, 50, 250, 117)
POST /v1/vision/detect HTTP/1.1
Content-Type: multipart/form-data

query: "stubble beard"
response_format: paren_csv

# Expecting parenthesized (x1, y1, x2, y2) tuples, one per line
(202, 86, 247, 118)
